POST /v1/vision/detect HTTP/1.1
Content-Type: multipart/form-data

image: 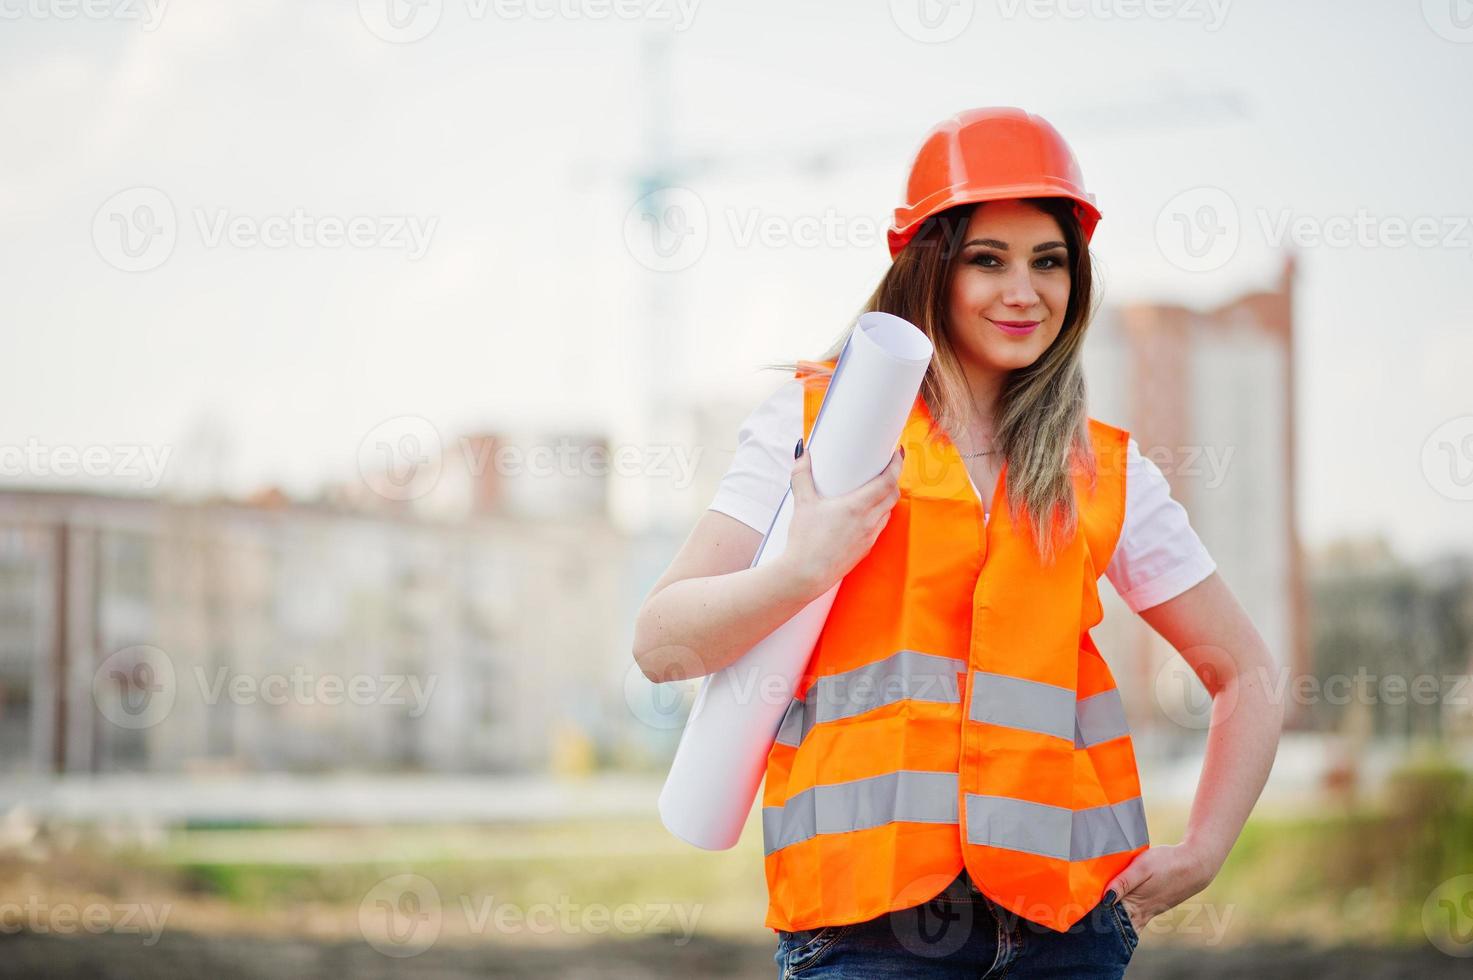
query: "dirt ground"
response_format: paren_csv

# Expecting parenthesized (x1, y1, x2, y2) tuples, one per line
(0, 930, 1465, 980)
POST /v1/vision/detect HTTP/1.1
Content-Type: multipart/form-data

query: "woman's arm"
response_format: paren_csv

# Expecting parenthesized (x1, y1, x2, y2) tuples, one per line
(1106, 570, 1285, 926)
(1141, 570, 1284, 875)
(633, 446, 904, 684)
(631, 510, 826, 683)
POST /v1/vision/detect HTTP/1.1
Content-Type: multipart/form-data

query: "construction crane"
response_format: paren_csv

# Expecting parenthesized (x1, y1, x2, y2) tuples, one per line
(585, 32, 1250, 536)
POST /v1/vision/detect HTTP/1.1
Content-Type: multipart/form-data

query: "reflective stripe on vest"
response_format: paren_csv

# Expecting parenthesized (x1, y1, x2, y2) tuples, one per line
(762, 769, 958, 855)
(759, 358, 1146, 936)
(968, 673, 1133, 749)
(1075, 688, 1131, 749)
(774, 649, 965, 748)
(761, 770, 1148, 862)
(775, 663, 1132, 753)
(963, 794, 1148, 862)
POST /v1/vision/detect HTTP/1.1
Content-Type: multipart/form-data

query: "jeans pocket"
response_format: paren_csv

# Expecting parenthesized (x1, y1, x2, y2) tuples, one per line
(781, 924, 850, 974)
(1108, 895, 1140, 956)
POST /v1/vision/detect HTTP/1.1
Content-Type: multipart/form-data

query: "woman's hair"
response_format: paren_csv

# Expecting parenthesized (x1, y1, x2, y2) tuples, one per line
(762, 196, 1101, 564)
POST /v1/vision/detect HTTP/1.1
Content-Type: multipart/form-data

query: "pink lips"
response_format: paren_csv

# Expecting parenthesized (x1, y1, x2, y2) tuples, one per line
(991, 319, 1040, 336)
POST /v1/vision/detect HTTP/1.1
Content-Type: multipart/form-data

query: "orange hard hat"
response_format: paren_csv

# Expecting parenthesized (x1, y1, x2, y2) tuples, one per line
(887, 107, 1102, 259)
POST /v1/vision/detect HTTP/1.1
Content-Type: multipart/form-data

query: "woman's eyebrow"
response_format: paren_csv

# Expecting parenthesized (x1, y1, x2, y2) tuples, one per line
(962, 238, 1068, 252)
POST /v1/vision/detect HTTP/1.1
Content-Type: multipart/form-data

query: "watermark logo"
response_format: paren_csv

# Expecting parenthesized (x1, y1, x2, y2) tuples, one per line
(1153, 646, 1237, 730)
(623, 651, 703, 730)
(358, 0, 444, 42)
(1155, 186, 1240, 273)
(93, 645, 177, 730)
(1422, 415, 1473, 501)
(887, 872, 976, 958)
(1422, 0, 1473, 43)
(889, 0, 974, 43)
(358, 415, 445, 502)
(359, 873, 442, 958)
(624, 186, 708, 272)
(92, 187, 177, 273)
(1423, 874, 1473, 957)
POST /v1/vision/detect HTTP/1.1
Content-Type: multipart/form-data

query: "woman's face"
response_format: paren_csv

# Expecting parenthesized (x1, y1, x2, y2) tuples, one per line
(945, 199, 1071, 374)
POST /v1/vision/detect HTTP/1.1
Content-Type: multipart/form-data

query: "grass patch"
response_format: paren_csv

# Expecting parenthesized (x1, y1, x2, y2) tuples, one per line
(37, 765, 1473, 946)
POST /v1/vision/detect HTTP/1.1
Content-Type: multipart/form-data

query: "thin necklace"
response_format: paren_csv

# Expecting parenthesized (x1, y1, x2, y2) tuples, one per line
(958, 383, 997, 460)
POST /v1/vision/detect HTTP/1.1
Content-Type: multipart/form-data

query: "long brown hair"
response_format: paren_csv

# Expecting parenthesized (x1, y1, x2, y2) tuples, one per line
(763, 197, 1102, 564)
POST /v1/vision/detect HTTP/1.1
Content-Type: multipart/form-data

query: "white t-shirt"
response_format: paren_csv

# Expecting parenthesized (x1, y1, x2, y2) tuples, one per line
(707, 379, 1217, 614)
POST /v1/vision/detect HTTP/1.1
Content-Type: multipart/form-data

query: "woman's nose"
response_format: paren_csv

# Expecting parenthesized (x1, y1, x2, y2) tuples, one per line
(999, 265, 1040, 307)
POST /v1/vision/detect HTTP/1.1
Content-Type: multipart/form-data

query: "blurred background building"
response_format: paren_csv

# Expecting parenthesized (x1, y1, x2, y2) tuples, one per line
(5, 257, 1468, 790)
(1089, 255, 1310, 749)
(0, 432, 635, 778)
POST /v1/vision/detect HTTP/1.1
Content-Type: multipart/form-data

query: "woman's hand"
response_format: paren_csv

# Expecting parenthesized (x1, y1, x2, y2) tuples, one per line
(1103, 842, 1217, 935)
(777, 441, 904, 601)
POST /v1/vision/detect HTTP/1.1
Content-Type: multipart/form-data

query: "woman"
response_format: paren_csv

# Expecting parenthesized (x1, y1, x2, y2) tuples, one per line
(632, 107, 1282, 978)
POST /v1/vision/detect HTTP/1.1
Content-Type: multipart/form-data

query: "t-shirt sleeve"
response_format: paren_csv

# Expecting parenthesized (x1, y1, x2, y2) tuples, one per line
(1104, 437, 1218, 613)
(707, 378, 805, 534)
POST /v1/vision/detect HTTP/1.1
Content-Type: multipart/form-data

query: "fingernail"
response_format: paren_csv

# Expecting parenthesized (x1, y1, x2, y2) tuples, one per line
(794, 438, 804, 459)
(899, 446, 906, 461)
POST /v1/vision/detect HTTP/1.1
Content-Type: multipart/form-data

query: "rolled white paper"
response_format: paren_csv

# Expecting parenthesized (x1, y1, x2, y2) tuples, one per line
(658, 312, 934, 850)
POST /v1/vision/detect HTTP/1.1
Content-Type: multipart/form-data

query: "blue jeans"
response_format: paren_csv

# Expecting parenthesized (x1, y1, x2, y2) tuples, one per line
(773, 869, 1139, 978)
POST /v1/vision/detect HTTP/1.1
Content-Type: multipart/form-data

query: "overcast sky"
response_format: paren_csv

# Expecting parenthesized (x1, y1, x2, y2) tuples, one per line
(2, 0, 1471, 560)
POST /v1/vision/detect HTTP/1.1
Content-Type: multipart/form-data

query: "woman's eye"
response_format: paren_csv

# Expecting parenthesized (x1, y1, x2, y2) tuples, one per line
(969, 253, 1065, 269)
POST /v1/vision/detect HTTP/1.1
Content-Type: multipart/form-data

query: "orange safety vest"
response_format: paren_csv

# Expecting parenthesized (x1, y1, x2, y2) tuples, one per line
(761, 359, 1148, 934)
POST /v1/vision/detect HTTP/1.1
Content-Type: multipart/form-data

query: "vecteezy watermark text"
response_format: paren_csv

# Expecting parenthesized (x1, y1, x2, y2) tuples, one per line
(1156, 186, 1473, 272)
(0, 897, 171, 946)
(0, 439, 171, 488)
(357, 873, 702, 957)
(357, 0, 701, 44)
(193, 209, 436, 260)
(996, 0, 1230, 30)
(93, 645, 440, 730)
(195, 666, 439, 719)
(0, 0, 167, 29)
(93, 187, 437, 272)
(1255, 665, 1473, 709)
(357, 415, 703, 502)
